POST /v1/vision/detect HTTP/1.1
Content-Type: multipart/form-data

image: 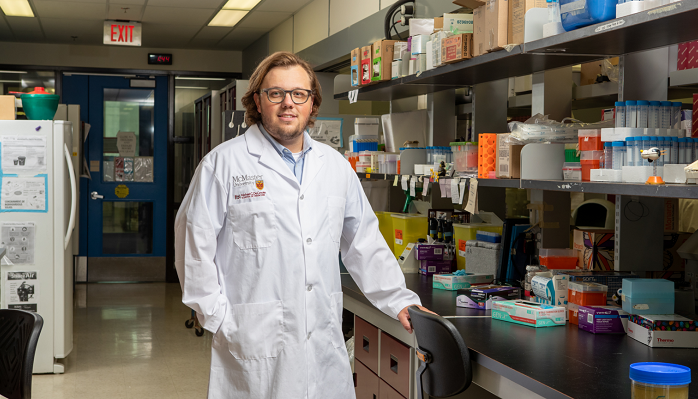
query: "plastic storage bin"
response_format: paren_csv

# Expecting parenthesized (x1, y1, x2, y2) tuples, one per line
(476, 231, 501, 243)
(453, 223, 503, 270)
(568, 281, 607, 306)
(390, 214, 428, 258)
(621, 278, 674, 315)
(629, 363, 690, 399)
(578, 129, 603, 151)
(375, 212, 397, 255)
(563, 162, 582, 181)
(580, 150, 603, 181)
(560, 0, 616, 32)
(539, 248, 578, 269)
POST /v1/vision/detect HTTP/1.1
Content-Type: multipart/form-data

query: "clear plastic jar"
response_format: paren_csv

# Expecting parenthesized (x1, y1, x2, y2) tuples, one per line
(629, 362, 690, 399)
(626, 137, 635, 166)
(679, 138, 688, 164)
(633, 136, 642, 167)
(649, 101, 660, 128)
(615, 101, 625, 128)
(637, 100, 649, 128)
(626, 100, 638, 128)
(672, 102, 683, 129)
(660, 101, 673, 129)
(612, 141, 625, 170)
(672, 137, 679, 165)
(604, 142, 613, 169)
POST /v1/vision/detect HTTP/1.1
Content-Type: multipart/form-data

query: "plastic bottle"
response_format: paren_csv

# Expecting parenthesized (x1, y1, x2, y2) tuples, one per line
(612, 142, 625, 170)
(626, 137, 635, 166)
(604, 142, 613, 169)
(615, 101, 625, 128)
(649, 101, 660, 128)
(625, 101, 638, 128)
(637, 100, 649, 128)
(632, 136, 641, 167)
(671, 137, 679, 165)
(672, 102, 683, 129)
(679, 138, 687, 164)
(656, 137, 665, 167)
(547, 0, 561, 23)
(660, 101, 672, 129)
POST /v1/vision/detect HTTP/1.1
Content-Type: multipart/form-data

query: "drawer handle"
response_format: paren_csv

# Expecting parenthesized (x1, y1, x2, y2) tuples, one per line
(363, 335, 370, 352)
(390, 354, 399, 374)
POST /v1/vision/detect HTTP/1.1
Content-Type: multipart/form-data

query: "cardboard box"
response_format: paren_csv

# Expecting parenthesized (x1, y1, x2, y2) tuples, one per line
(409, 18, 435, 36)
(433, 17, 444, 31)
(414, 243, 447, 260)
(531, 274, 569, 306)
(495, 133, 523, 178)
(391, 60, 401, 80)
(628, 314, 698, 348)
(578, 306, 629, 334)
(580, 61, 603, 86)
(485, 0, 508, 52)
(508, 0, 546, 45)
(558, 271, 637, 300)
(456, 285, 521, 309)
(689, 41, 698, 70)
(573, 229, 615, 271)
(664, 198, 679, 233)
(372, 40, 398, 83)
(350, 48, 361, 87)
(441, 33, 473, 64)
(433, 272, 494, 290)
(444, 13, 474, 34)
(473, 5, 486, 57)
(0, 95, 16, 120)
(492, 300, 567, 327)
(453, 0, 487, 9)
(693, 93, 698, 138)
(360, 45, 372, 86)
(411, 35, 429, 55)
(419, 259, 453, 276)
(678, 42, 689, 71)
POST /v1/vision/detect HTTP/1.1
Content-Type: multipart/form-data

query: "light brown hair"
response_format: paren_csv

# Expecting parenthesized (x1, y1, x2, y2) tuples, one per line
(241, 51, 322, 128)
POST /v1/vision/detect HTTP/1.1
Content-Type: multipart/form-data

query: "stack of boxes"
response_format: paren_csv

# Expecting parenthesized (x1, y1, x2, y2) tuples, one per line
(413, 243, 455, 276)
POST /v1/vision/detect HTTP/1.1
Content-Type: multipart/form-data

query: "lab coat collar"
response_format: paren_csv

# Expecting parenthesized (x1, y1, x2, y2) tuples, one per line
(300, 132, 325, 195)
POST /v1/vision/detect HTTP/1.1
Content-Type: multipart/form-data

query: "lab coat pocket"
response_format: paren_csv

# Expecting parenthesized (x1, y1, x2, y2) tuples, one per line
(327, 197, 346, 244)
(229, 200, 278, 250)
(224, 300, 285, 360)
(330, 292, 344, 349)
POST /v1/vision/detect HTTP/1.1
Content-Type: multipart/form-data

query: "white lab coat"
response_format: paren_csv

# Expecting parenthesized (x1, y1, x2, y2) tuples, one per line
(174, 124, 421, 399)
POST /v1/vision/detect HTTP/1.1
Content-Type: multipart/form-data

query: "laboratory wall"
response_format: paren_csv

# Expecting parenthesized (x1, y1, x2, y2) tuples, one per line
(242, 33, 271, 78)
(269, 17, 294, 54)
(0, 42, 243, 73)
(293, 0, 330, 53)
(329, 0, 379, 36)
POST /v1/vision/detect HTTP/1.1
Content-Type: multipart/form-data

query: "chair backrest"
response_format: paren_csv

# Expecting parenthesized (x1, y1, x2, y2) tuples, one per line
(0, 309, 44, 399)
(409, 306, 472, 398)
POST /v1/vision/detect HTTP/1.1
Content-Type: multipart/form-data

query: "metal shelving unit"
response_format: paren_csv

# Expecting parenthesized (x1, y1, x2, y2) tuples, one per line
(520, 179, 698, 198)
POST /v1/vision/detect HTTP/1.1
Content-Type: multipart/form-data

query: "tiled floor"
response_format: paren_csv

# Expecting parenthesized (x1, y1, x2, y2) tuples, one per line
(32, 283, 212, 399)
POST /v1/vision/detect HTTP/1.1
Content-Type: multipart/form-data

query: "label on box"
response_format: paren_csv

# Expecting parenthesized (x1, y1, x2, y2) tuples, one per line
(395, 229, 403, 245)
(458, 239, 467, 257)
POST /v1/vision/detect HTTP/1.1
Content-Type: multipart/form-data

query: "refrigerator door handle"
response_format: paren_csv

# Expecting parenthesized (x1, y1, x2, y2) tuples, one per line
(64, 144, 77, 250)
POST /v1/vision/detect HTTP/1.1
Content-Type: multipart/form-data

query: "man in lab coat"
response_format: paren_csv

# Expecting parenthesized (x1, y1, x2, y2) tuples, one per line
(175, 51, 428, 399)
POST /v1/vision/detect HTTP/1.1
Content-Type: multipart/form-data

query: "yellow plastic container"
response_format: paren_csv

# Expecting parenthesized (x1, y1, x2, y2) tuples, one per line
(375, 211, 398, 255)
(390, 214, 428, 258)
(453, 223, 503, 270)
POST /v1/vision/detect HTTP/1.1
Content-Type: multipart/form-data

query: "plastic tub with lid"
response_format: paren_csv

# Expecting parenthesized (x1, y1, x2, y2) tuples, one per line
(560, 0, 616, 32)
(629, 363, 690, 399)
(13, 87, 60, 120)
(539, 248, 578, 269)
(453, 212, 503, 270)
(390, 214, 428, 258)
(563, 162, 581, 181)
(375, 212, 398, 255)
(580, 150, 603, 181)
(568, 281, 607, 306)
(578, 129, 603, 151)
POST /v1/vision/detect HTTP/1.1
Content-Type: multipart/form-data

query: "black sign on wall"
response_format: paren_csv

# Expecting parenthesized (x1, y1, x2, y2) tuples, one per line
(148, 53, 172, 65)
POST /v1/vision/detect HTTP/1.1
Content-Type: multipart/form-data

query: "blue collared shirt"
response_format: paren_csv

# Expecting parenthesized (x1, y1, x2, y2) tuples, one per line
(258, 123, 312, 184)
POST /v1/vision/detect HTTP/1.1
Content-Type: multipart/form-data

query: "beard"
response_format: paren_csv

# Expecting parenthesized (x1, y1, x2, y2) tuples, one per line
(261, 110, 308, 143)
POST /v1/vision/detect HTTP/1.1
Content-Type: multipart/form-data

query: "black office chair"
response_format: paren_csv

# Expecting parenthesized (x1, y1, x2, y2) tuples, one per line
(0, 309, 44, 399)
(409, 306, 472, 399)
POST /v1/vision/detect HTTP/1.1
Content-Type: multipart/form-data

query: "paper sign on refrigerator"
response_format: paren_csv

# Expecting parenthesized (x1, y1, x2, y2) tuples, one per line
(0, 136, 47, 173)
(1, 222, 36, 264)
(0, 176, 47, 211)
(5, 271, 39, 312)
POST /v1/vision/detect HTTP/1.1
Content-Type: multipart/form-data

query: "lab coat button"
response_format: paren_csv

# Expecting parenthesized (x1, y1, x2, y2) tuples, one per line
(307, 332, 312, 340)
(306, 238, 312, 244)
(300, 194, 304, 200)
(307, 285, 312, 292)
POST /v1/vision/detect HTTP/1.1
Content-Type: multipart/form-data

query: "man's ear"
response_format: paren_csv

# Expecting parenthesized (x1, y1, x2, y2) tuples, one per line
(254, 93, 262, 114)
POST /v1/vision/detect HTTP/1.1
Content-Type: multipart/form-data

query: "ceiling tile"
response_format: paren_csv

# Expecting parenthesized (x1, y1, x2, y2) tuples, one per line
(107, 4, 144, 21)
(236, 11, 291, 29)
(6, 17, 44, 41)
(33, 1, 106, 20)
(218, 27, 266, 50)
(31, 0, 107, 3)
(255, 0, 313, 13)
(141, 6, 216, 25)
(40, 18, 103, 45)
(0, 15, 13, 40)
(145, 0, 223, 8)
(193, 26, 232, 41)
(140, 23, 201, 48)
(187, 38, 221, 49)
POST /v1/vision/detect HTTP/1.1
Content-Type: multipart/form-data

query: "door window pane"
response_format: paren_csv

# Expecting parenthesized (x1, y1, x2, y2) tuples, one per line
(102, 201, 153, 254)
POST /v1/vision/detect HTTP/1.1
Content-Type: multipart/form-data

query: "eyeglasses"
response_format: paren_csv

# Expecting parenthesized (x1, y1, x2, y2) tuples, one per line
(261, 87, 313, 104)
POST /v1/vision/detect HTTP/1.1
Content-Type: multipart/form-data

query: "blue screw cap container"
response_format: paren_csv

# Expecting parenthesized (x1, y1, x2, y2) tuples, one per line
(630, 363, 691, 386)
(560, 0, 617, 32)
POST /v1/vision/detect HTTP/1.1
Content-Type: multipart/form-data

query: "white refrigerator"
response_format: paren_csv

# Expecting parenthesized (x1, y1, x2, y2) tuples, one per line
(0, 120, 76, 373)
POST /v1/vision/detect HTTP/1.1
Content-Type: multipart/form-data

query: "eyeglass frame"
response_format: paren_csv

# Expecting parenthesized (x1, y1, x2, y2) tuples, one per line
(260, 87, 314, 104)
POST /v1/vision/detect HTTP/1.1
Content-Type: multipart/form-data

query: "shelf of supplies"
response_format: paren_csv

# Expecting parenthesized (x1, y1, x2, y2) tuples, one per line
(477, 178, 522, 188)
(520, 179, 698, 198)
(525, 1, 698, 55)
(334, 46, 598, 101)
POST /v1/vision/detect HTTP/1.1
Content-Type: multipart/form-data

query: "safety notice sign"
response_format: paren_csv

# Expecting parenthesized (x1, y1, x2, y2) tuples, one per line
(1, 176, 46, 211)
(5, 271, 39, 312)
(1, 222, 35, 264)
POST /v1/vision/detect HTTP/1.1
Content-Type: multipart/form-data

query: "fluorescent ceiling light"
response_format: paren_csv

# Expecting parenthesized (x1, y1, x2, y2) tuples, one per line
(175, 77, 226, 81)
(0, 70, 26, 74)
(208, 9, 247, 27)
(175, 86, 210, 90)
(0, 80, 21, 83)
(0, 0, 34, 17)
(222, 0, 261, 10)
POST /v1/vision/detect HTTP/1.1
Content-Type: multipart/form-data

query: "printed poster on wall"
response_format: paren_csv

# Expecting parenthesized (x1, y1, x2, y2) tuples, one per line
(5, 271, 39, 312)
(1, 222, 36, 264)
(1, 176, 46, 211)
(0, 136, 47, 173)
(307, 118, 343, 148)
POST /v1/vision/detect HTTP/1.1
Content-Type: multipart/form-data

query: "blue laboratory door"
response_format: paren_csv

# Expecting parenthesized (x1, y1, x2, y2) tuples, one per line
(83, 76, 168, 281)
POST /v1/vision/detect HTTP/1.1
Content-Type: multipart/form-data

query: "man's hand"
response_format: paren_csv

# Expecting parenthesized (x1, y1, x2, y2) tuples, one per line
(397, 305, 437, 333)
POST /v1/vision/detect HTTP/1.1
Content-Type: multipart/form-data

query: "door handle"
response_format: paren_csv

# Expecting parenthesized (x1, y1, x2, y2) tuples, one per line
(65, 145, 77, 250)
(91, 191, 103, 200)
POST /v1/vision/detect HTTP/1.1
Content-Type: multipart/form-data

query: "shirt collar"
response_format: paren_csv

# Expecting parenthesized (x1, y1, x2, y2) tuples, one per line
(258, 122, 312, 157)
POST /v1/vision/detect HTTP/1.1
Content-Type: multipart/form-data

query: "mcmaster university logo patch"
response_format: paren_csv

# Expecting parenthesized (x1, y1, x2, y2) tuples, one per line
(255, 179, 264, 190)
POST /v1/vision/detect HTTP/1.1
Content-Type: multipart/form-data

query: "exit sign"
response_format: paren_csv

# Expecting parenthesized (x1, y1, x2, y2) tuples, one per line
(103, 21, 142, 46)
